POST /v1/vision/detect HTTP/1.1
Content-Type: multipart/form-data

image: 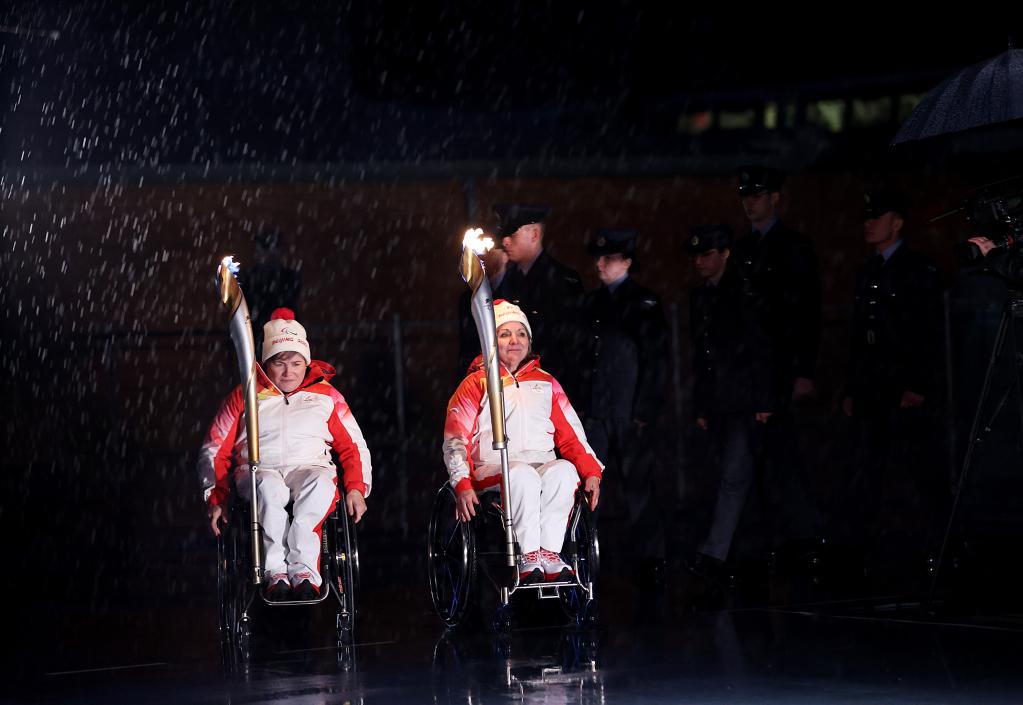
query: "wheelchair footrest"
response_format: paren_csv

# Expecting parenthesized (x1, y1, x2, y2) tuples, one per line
(262, 597, 326, 607)
(259, 589, 331, 607)
(537, 586, 562, 599)
(513, 578, 584, 597)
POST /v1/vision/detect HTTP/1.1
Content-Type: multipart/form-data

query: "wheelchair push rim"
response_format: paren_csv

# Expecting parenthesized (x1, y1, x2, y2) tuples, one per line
(428, 484, 476, 628)
(331, 502, 359, 644)
(559, 492, 600, 625)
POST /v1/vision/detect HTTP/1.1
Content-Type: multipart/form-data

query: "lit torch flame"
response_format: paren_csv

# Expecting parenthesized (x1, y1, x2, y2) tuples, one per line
(219, 255, 242, 278)
(462, 228, 494, 255)
(217, 255, 245, 309)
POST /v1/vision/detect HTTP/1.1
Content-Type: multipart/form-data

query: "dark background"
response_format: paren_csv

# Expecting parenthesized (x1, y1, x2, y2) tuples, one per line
(3, 1, 1023, 684)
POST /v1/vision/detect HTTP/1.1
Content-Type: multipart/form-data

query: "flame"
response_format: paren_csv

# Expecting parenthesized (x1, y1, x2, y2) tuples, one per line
(462, 228, 494, 255)
(219, 255, 241, 278)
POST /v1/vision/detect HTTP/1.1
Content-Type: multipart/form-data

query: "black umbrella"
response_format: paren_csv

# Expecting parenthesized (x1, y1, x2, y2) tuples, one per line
(893, 47, 1023, 144)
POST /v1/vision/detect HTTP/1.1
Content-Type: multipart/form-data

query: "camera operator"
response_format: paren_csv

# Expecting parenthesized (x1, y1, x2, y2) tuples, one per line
(953, 179, 1023, 279)
(963, 235, 1023, 281)
(841, 190, 949, 575)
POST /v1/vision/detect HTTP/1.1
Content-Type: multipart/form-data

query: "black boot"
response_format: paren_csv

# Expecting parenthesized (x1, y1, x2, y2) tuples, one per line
(264, 577, 291, 602)
(292, 579, 321, 601)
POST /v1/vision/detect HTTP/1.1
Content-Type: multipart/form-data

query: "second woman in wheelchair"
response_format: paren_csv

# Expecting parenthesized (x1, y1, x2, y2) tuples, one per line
(443, 300, 603, 584)
(198, 308, 372, 601)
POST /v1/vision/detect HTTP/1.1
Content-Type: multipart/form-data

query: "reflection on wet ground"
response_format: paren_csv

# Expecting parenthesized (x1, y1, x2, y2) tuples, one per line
(14, 554, 1023, 705)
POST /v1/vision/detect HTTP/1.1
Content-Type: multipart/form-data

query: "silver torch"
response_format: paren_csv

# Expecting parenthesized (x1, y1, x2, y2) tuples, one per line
(216, 256, 264, 586)
(459, 229, 518, 584)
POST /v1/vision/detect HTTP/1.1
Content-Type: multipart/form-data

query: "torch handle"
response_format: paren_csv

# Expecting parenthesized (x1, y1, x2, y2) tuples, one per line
(217, 263, 264, 585)
(460, 244, 518, 581)
(498, 447, 518, 573)
(249, 463, 263, 585)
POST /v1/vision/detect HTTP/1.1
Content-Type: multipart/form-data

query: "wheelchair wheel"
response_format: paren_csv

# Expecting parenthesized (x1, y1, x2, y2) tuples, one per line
(428, 484, 476, 628)
(559, 497, 600, 627)
(235, 615, 253, 663)
(216, 527, 232, 646)
(331, 505, 359, 647)
(217, 519, 254, 664)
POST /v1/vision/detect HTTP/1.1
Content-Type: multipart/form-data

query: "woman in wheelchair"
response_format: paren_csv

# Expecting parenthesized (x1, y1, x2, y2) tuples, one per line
(198, 308, 372, 602)
(443, 300, 602, 585)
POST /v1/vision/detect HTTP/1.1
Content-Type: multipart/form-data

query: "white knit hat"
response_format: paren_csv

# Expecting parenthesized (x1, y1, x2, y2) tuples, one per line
(262, 308, 311, 365)
(493, 299, 532, 339)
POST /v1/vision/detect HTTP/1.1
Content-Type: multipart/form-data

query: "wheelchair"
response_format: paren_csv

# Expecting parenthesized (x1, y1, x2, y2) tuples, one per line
(216, 488, 359, 663)
(431, 624, 601, 701)
(427, 482, 599, 632)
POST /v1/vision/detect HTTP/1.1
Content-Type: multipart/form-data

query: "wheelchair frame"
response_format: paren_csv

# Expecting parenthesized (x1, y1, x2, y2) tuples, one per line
(443, 239, 599, 632)
(216, 490, 360, 662)
(427, 483, 600, 632)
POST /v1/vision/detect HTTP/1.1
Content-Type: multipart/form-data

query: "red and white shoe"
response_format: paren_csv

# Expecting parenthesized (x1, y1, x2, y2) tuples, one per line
(264, 572, 291, 602)
(291, 571, 320, 600)
(519, 550, 544, 584)
(292, 579, 320, 601)
(538, 548, 574, 582)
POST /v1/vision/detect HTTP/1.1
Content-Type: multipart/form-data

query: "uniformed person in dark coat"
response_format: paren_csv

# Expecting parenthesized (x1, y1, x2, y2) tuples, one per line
(580, 228, 669, 573)
(683, 225, 775, 577)
(732, 167, 821, 403)
(841, 190, 947, 561)
(730, 166, 822, 556)
(492, 203, 585, 396)
(241, 228, 302, 348)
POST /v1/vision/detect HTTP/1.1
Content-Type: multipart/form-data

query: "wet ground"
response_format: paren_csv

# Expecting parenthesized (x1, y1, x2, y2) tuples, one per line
(12, 534, 1023, 705)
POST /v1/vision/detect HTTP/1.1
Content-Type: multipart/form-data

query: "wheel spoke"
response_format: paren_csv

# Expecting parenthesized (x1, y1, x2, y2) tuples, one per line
(444, 522, 460, 550)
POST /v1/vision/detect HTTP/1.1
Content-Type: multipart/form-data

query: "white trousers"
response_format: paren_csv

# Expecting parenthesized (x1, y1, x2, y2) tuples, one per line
(483, 459, 578, 554)
(236, 465, 337, 586)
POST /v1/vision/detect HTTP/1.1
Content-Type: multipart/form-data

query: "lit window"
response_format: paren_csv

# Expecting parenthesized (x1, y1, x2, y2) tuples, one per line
(807, 99, 845, 132)
(851, 97, 894, 127)
(718, 109, 756, 130)
(764, 102, 779, 129)
(678, 111, 714, 135)
(898, 94, 925, 122)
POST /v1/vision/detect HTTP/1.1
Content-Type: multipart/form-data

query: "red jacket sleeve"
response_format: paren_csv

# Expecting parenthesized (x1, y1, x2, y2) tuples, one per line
(327, 387, 373, 496)
(550, 377, 603, 480)
(442, 373, 485, 493)
(198, 387, 243, 507)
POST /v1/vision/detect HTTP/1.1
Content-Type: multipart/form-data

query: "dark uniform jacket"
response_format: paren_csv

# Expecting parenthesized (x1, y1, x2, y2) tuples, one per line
(732, 220, 821, 401)
(983, 247, 1023, 285)
(494, 249, 584, 393)
(690, 266, 773, 419)
(458, 288, 485, 377)
(846, 242, 943, 411)
(241, 262, 302, 337)
(580, 276, 668, 422)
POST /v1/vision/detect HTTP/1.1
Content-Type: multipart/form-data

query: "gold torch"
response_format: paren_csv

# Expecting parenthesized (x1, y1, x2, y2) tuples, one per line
(216, 256, 264, 586)
(459, 229, 518, 584)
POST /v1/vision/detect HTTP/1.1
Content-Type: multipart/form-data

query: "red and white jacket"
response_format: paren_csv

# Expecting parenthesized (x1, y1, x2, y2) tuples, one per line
(198, 360, 372, 507)
(443, 355, 603, 493)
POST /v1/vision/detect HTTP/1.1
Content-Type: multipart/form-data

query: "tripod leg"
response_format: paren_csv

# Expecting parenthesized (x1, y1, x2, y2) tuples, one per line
(929, 307, 1010, 602)
(1011, 304, 1023, 449)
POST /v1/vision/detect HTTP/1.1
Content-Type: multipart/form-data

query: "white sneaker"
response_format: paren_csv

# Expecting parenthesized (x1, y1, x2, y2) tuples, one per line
(519, 550, 544, 584)
(538, 548, 574, 582)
